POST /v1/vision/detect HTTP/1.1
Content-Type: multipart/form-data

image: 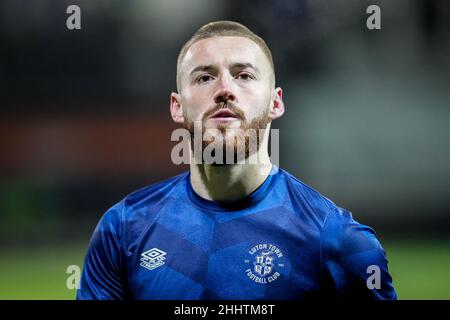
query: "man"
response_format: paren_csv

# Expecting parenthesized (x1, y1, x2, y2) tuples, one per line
(77, 21, 397, 300)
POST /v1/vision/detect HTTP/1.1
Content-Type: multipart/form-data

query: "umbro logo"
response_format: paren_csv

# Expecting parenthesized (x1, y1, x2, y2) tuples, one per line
(140, 248, 167, 271)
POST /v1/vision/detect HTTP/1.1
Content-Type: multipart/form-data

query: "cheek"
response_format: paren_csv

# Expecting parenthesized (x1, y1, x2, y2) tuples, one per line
(244, 87, 271, 118)
(182, 90, 209, 120)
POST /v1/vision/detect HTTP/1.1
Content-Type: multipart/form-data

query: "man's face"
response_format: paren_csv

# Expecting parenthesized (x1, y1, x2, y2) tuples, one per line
(172, 36, 283, 163)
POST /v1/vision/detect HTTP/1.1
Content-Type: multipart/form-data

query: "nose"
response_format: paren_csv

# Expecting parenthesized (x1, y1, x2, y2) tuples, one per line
(214, 74, 236, 104)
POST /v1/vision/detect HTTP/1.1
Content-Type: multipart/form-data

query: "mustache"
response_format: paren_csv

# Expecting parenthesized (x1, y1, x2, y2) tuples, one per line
(202, 101, 246, 121)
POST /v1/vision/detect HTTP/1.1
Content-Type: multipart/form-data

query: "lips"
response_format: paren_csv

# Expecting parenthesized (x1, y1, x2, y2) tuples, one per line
(210, 109, 238, 119)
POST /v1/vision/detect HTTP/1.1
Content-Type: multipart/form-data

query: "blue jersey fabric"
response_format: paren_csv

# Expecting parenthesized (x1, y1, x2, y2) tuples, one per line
(77, 166, 397, 300)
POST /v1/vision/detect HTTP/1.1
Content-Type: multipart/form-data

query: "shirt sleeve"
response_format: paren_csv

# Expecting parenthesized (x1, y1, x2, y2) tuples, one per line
(77, 202, 127, 300)
(320, 207, 398, 300)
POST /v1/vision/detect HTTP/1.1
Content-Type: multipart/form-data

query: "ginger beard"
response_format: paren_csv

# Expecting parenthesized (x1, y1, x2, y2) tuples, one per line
(183, 101, 270, 165)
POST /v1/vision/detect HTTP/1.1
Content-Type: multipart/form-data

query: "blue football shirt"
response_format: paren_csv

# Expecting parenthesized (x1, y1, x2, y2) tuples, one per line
(77, 166, 397, 300)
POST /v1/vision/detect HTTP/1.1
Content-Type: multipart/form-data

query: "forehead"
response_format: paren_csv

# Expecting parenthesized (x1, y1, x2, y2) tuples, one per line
(181, 36, 270, 74)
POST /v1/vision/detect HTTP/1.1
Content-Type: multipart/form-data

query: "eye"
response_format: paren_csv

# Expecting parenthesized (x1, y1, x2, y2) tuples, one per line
(197, 74, 214, 83)
(236, 72, 254, 81)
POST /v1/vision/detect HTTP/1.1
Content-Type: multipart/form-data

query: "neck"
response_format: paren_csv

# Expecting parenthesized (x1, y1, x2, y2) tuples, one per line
(189, 146, 273, 202)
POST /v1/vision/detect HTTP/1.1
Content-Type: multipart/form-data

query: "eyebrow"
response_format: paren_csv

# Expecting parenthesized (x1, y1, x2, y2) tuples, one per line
(231, 62, 260, 75)
(189, 65, 217, 76)
(189, 62, 260, 76)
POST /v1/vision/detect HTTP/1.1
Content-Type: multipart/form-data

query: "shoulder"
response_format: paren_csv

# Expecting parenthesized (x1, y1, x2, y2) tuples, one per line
(278, 168, 343, 225)
(98, 171, 189, 229)
(279, 168, 380, 247)
(123, 171, 189, 209)
(318, 204, 397, 299)
(321, 206, 381, 255)
(320, 206, 390, 285)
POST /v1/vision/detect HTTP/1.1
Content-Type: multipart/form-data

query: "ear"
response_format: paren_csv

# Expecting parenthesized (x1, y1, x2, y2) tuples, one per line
(269, 87, 285, 120)
(170, 92, 184, 124)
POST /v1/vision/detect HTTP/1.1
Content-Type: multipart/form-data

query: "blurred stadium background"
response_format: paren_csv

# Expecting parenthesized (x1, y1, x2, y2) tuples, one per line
(0, 0, 449, 299)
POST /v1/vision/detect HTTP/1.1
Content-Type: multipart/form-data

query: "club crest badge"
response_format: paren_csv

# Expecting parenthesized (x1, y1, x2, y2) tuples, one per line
(244, 243, 288, 284)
